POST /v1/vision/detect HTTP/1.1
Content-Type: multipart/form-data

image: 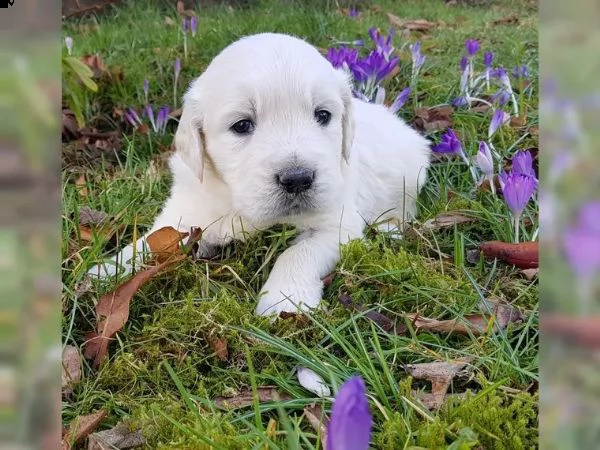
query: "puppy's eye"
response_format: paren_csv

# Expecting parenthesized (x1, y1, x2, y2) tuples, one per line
(230, 119, 255, 135)
(314, 109, 332, 126)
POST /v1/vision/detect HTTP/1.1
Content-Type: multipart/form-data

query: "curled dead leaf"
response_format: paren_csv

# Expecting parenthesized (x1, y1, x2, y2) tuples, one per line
(478, 241, 539, 269)
(61, 345, 82, 396)
(84, 255, 185, 369)
(205, 335, 229, 361)
(493, 15, 519, 26)
(62, 410, 107, 450)
(387, 13, 438, 32)
(422, 212, 475, 231)
(146, 226, 187, 263)
(339, 294, 394, 332)
(214, 386, 292, 409)
(542, 315, 600, 349)
(404, 358, 472, 409)
(520, 268, 539, 280)
(412, 105, 454, 133)
(88, 422, 144, 450)
(304, 404, 329, 444)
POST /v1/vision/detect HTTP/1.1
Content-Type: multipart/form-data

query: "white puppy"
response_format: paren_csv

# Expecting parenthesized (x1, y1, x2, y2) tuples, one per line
(88, 33, 431, 316)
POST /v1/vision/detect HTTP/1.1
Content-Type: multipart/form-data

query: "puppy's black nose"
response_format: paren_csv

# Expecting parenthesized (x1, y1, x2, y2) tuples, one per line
(277, 168, 315, 194)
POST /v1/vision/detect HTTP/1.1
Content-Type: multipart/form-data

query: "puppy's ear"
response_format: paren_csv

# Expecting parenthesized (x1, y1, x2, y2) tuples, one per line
(337, 70, 355, 164)
(175, 93, 205, 182)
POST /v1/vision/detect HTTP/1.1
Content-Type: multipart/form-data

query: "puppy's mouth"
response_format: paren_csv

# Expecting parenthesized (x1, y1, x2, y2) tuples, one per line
(276, 191, 319, 216)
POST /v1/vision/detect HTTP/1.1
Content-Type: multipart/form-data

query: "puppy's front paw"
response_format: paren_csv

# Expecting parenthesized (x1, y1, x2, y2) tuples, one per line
(255, 277, 323, 316)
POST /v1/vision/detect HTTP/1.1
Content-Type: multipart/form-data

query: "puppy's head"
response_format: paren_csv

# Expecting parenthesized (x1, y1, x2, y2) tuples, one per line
(175, 33, 354, 220)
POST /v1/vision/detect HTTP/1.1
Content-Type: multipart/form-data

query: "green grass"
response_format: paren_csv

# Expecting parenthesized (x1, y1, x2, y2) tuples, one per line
(62, 0, 538, 448)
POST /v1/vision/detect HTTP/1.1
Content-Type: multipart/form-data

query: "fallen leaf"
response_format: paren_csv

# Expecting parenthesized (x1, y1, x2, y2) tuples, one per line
(266, 418, 277, 442)
(78, 206, 109, 225)
(478, 241, 539, 269)
(61, 345, 82, 396)
(402, 298, 525, 336)
(214, 386, 292, 409)
(387, 13, 438, 32)
(75, 175, 88, 198)
(62, 109, 81, 141)
(493, 15, 519, 26)
(510, 115, 527, 128)
(278, 311, 310, 327)
(205, 335, 229, 361)
(62, 410, 107, 450)
(543, 315, 600, 349)
(404, 358, 471, 409)
(304, 404, 329, 444)
(422, 212, 475, 231)
(164, 16, 175, 26)
(297, 367, 331, 397)
(146, 226, 187, 263)
(520, 268, 539, 280)
(412, 105, 454, 133)
(84, 255, 186, 369)
(339, 294, 394, 332)
(80, 54, 107, 79)
(321, 271, 336, 287)
(88, 422, 144, 450)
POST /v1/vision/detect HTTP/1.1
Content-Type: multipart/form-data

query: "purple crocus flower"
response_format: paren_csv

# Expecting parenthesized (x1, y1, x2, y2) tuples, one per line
(124, 108, 143, 128)
(326, 376, 372, 450)
(488, 109, 510, 138)
(182, 17, 188, 33)
(143, 78, 149, 102)
(512, 65, 528, 79)
(483, 51, 494, 68)
(410, 41, 426, 72)
(511, 150, 537, 180)
(477, 141, 494, 176)
(452, 96, 469, 107)
(368, 27, 395, 60)
(64, 36, 74, 55)
(190, 16, 198, 37)
(146, 104, 157, 132)
(156, 106, 170, 134)
(348, 7, 359, 17)
(390, 87, 411, 114)
(491, 89, 510, 106)
(465, 39, 479, 56)
(459, 56, 468, 72)
(433, 128, 463, 155)
(351, 51, 399, 84)
(499, 171, 537, 219)
(562, 202, 600, 279)
(326, 47, 359, 70)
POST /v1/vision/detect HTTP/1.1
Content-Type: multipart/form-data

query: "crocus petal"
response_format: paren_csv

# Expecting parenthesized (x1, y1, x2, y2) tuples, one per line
(562, 226, 600, 279)
(483, 51, 494, 68)
(511, 150, 536, 178)
(465, 39, 479, 56)
(146, 104, 157, 132)
(297, 367, 331, 398)
(326, 377, 372, 450)
(477, 141, 494, 176)
(577, 201, 600, 233)
(459, 56, 468, 72)
(174, 58, 182, 80)
(190, 16, 198, 36)
(433, 128, 463, 155)
(390, 87, 411, 114)
(143, 79, 149, 98)
(64, 36, 74, 55)
(488, 109, 510, 138)
(500, 172, 538, 218)
(374, 86, 386, 105)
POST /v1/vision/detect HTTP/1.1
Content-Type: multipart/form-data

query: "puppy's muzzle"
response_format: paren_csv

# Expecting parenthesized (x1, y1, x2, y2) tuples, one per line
(277, 168, 315, 194)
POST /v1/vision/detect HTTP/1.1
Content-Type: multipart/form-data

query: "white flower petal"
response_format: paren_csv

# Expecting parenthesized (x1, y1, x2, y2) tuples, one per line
(297, 367, 331, 398)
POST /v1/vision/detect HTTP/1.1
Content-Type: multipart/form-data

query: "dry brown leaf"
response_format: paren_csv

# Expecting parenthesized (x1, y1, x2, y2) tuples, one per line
(84, 255, 185, 369)
(387, 13, 437, 32)
(214, 386, 292, 409)
(412, 105, 454, 133)
(279, 311, 310, 327)
(146, 226, 187, 263)
(79, 206, 109, 225)
(62, 410, 107, 450)
(205, 335, 229, 361)
(403, 298, 525, 336)
(478, 241, 539, 269)
(422, 212, 475, 231)
(75, 175, 88, 198)
(62, 345, 82, 396)
(63, 109, 81, 141)
(543, 315, 600, 348)
(304, 404, 329, 444)
(520, 268, 539, 280)
(510, 115, 527, 128)
(322, 271, 336, 287)
(404, 358, 471, 409)
(339, 294, 394, 332)
(81, 54, 107, 79)
(493, 15, 519, 26)
(88, 422, 144, 450)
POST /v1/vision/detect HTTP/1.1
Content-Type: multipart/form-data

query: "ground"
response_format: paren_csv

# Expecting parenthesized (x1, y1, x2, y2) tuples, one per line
(61, 0, 538, 448)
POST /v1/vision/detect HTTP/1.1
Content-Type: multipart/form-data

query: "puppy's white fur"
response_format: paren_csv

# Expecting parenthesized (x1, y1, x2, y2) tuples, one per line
(88, 33, 431, 316)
